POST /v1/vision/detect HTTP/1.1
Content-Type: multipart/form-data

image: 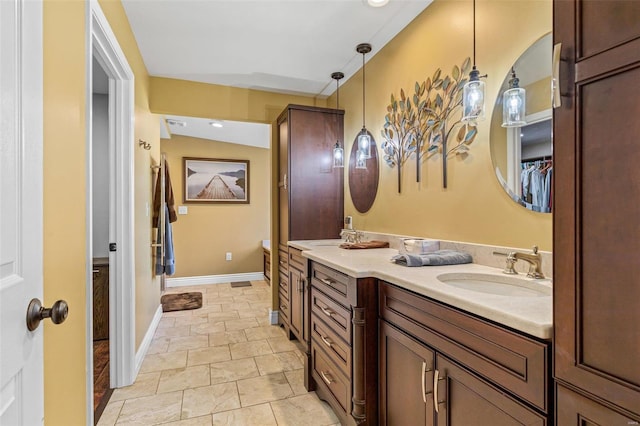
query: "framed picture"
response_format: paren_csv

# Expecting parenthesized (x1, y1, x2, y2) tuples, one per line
(183, 157, 250, 204)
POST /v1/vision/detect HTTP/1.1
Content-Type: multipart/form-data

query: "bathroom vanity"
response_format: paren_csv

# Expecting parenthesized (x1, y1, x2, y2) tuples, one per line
(287, 239, 553, 426)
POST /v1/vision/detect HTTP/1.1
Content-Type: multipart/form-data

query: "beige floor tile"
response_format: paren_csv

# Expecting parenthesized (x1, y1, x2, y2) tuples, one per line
(249, 302, 271, 310)
(96, 400, 124, 426)
(168, 335, 209, 352)
(244, 326, 287, 341)
(116, 391, 183, 424)
(211, 403, 277, 426)
(270, 393, 339, 426)
(221, 302, 251, 312)
(256, 316, 272, 327)
(155, 325, 191, 338)
(194, 305, 225, 315)
(190, 321, 226, 335)
(139, 351, 188, 373)
(224, 318, 259, 331)
(236, 373, 293, 407)
(161, 415, 213, 426)
(266, 336, 299, 353)
(181, 382, 241, 419)
(157, 365, 211, 393)
(284, 369, 308, 396)
(158, 317, 176, 329)
(187, 345, 231, 366)
(233, 294, 264, 303)
(208, 330, 247, 347)
(207, 311, 240, 322)
(110, 372, 160, 402)
(254, 352, 303, 376)
(213, 296, 236, 305)
(237, 307, 269, 319)
(174, 314, 209, 327)
(209, 358, 259, 384)
(147, 338, 171, 355)
(229, 339, 272, 359)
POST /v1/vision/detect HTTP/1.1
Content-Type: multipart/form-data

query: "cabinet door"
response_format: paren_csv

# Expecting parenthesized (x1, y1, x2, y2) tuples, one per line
(553, 0, 640, 415)
(380, 321, 434, 426)
(289, 267, 303, 340)
(557, 384, 640, 425)
(435, 355, 545, 426)
(278, 117, 289, 245)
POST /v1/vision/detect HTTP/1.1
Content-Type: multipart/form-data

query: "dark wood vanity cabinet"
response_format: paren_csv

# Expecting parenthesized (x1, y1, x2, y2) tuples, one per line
(92, 259, 109, 341)
(309, 261, 378, 426)
(262, 248, 270, 285)
(553, 1, 640, 422)
(379, 282, 550, 425)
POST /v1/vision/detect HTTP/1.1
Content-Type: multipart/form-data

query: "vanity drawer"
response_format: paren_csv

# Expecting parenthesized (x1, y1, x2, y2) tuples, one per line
(279, 272, 289, 301)
(311, 313, 351, 376)
(312, 343, 351, 414)
(379, 282, 550, 412)
(278, 247, 288, 274)
(310, 262, 355, 307)
(311, 288, 351, 344)
(288, 248, 306, 273)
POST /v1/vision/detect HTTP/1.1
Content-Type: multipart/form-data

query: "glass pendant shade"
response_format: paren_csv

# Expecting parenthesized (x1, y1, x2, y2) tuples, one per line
(355, 149, 367, 169)
(502, 87, 526, 128)
(333, 142, 344, 168)
(357, 130, 371, 159)
(462, 78, 486, 122)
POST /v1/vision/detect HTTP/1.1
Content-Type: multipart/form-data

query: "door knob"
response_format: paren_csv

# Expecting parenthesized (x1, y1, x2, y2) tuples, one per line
(26, 298, 69, 331)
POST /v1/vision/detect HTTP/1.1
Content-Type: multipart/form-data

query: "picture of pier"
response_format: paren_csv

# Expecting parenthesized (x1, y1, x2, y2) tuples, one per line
(183, 157, 249, 204)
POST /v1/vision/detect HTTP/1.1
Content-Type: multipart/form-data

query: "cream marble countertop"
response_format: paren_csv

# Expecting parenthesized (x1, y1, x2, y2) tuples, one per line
(288, 239, 552, 340)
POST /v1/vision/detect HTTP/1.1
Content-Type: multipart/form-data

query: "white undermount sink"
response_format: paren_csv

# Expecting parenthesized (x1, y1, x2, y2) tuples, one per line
(436, 272, 551, 297)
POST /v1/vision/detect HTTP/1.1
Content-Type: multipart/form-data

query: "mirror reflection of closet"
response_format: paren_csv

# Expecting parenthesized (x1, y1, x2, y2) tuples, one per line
(490, 33, 552, 213)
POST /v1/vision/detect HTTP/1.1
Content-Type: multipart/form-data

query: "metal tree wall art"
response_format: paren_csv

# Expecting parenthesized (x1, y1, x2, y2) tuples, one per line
(381, 57, 479, 192)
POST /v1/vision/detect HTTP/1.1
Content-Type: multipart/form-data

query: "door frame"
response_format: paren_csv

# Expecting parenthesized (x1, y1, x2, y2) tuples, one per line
(85, 0, 136, 421)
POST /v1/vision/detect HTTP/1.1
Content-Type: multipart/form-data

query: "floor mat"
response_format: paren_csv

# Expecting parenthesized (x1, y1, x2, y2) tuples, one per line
(230, 281, 252, 288)
(161, 292, 203, 312)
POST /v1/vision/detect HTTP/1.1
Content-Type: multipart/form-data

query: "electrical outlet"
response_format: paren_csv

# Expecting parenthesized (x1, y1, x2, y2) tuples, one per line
(225, 252, 232, 261)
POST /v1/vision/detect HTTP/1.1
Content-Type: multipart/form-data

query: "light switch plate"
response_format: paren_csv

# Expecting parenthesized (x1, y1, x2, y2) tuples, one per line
(178, 206, 188, 215)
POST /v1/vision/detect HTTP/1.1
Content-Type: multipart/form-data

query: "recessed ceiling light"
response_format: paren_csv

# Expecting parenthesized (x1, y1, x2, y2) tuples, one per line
(366, 0, 390, 7)
(209, 120, 224, 128)
(166, 119, 186, 127)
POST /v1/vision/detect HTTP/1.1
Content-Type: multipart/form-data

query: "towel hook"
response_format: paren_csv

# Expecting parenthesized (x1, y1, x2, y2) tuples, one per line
(138, 139, 151, 150)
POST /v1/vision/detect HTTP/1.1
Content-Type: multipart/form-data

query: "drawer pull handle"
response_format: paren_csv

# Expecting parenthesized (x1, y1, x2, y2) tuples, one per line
(421, 361, 433, 403)
(92, 269, 100, 274)
(320, 278, 334, 286)
(320, 370, 333, 385)
(321, 335, 333, 348)
(279, 261, 286, 265)
(320, 306, 334, 317)
(434, 369, 446, 413)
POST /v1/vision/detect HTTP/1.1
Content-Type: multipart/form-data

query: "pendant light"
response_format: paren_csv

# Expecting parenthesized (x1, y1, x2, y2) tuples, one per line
(501, 67, 526, 128)
(356, 43, 372, 159)
(332, 72, 345, 168)
(355, 148, 367, 170)
(462, 0, 486, 123)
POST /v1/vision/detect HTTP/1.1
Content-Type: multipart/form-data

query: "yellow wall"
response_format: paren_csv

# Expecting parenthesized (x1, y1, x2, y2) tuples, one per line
(44, 0, 160, 423)
(332, 0, 553, 250)
(43, 1, 87, 423)
(160, 136, 271, 277)
(150, 77, 326, 123)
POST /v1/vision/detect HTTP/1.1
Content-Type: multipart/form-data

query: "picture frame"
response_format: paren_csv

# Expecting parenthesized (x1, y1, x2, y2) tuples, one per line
(183, 157, 250, 204)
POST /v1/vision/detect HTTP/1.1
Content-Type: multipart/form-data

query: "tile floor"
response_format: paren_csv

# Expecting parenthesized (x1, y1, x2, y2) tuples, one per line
(98, 280, 340, 425)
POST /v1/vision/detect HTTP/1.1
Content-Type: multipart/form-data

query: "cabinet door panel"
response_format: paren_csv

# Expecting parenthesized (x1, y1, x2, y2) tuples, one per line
(380, 321, 434, 426)
(435, 355, 545, 426)
(289, 267, 302, 339)
(557, 384, 640, 425)
(554, 0, 640, 415)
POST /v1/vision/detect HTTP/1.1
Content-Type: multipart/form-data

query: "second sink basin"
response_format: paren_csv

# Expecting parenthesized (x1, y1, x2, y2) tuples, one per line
(436, 272, 551, 297)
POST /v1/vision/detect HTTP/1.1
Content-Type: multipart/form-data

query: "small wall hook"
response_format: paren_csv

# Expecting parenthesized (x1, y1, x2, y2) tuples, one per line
(138, 139, 151, 150)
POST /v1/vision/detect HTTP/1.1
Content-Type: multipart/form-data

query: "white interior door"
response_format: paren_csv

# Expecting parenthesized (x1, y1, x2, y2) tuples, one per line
(0, 0, 44, 424)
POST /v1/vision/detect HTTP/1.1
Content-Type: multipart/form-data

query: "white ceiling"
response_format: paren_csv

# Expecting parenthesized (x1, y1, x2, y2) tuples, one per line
(164, 115, 271, 148)
(121, 0, 433, 98)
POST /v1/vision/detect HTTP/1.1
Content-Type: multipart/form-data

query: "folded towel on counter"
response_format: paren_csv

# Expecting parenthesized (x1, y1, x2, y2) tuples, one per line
(391, 250, 473, 267)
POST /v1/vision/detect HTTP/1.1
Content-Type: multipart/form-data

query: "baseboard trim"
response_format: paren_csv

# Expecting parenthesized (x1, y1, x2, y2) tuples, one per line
(134, 304, 163, 376)
(166, 272, 264, 288)
(269, 309, 279, 325)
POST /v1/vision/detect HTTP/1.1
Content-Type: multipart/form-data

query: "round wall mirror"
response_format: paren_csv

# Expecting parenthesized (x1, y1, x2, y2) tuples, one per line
(490, 33, 552, 213)
(348, 130, 379, 213)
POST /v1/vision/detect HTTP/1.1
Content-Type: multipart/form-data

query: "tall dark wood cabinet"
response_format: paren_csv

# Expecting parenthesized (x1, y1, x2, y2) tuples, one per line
(553, 1, 640, 422)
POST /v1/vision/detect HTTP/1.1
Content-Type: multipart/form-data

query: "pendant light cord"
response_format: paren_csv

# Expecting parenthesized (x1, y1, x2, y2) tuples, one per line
(362, 51, 366, 129)
(472, 0, 476, 67)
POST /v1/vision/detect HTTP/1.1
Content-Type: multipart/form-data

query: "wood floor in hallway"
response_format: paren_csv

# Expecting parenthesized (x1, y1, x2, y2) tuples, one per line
(97, 280, 340, 425)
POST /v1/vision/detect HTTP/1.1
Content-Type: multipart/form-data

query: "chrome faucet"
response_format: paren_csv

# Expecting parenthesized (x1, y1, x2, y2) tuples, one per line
(493, 246, 545, 279)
